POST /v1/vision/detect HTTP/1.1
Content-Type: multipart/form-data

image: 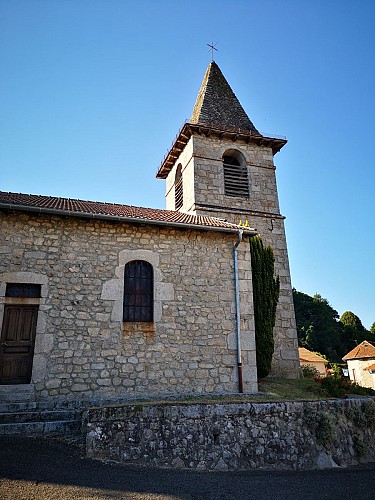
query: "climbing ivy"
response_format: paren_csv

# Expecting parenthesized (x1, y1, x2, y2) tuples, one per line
(250, 236, 280, 379)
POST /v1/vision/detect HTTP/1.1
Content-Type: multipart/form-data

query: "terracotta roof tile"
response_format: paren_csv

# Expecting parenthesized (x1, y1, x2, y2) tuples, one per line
(298, 348, 327, 364)
(365, 363, 375, 371)
(0, 191, 255, 234)
(342, 341, 375, 361)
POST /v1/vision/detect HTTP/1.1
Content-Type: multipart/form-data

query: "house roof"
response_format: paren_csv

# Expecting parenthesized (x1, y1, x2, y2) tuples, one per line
(0, 191, 256, 235)
(298, 347, 328, 364)
(342, 341, 375, 361)
(365, 363, 375, 371)
(190, 61, 259, 133)
(156, 62, 287, 179)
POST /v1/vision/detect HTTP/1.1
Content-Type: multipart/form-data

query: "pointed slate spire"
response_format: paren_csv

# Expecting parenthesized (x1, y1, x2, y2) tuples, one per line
(190, 61, 259, 133)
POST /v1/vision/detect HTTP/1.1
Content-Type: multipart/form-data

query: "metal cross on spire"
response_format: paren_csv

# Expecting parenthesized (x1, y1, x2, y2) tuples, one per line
(207, 42, 218, 62)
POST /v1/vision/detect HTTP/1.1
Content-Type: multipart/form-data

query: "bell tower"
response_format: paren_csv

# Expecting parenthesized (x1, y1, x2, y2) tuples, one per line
(156, 62, 299, 377)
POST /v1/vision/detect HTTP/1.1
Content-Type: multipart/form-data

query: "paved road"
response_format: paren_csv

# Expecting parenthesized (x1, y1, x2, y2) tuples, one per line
(1, 436, 375, 499)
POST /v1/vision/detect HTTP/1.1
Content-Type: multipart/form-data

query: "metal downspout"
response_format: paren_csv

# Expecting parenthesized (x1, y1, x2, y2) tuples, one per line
(234, 229, 244, 393)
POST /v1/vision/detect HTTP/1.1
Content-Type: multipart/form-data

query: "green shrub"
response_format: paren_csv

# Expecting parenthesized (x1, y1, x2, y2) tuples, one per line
(313, 373, 375, 398)
(250, 236, 279, 379)
(303, 408, 337, 448)
(362, 399, 375, 428)
(354, 436, 368, 457)
(329, 363, 343, 376)
(301, 364, 321, 379)
(316, 374, 352, 398)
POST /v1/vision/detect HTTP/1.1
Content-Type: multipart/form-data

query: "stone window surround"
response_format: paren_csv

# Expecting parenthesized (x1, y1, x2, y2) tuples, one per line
(101, 249, 174, 325)
(0, 271, 51, 385)
(222, 148, 250, 199)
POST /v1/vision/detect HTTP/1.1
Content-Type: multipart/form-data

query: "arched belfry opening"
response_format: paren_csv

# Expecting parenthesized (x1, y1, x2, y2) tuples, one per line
(174, 164, 183, 210)
(223, 150, 249, 198)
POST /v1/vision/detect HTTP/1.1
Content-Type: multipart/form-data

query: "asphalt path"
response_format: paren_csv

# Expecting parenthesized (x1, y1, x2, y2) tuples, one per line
(0, 436, 374, 499)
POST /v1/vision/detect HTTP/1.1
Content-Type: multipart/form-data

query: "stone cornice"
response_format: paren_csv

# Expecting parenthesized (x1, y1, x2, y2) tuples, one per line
(156, 122, 287, 179)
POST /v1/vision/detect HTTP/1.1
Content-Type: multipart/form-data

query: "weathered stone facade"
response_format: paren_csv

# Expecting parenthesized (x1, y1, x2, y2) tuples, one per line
(0, 211, 257, 400)
(164, 133, 298, 377)
(0, 60, 300, 400)
(86, 398, 375, 471)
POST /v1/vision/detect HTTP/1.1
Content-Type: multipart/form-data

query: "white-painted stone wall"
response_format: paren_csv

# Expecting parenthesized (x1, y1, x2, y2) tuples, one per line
(0, 211, 257, 400)
(347, 359, 375, 389)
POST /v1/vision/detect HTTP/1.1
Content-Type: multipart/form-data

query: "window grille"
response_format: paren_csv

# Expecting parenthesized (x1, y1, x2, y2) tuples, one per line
(123, 261, 153, 322)
(223, 155, 249, 198)
(175, 165, 183, 210)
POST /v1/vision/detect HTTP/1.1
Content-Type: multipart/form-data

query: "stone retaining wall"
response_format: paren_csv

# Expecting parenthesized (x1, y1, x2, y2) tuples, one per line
(86, 398, 375, 470)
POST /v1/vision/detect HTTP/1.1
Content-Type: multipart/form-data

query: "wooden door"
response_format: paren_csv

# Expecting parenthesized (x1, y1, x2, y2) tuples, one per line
(0, 305, 38, 384)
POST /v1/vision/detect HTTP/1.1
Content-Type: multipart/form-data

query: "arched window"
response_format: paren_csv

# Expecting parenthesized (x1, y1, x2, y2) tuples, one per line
(175, 164, 183, 210)
(223, 151, 249, 198)
(123, 261, 153, 322)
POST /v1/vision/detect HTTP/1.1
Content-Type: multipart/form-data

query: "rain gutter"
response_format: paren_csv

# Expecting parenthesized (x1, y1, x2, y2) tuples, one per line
(233, 229, 244, 393)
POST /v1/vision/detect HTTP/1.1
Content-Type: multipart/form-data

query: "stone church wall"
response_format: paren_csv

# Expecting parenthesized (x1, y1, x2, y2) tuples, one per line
(0, 211, 257, 400)
(190, 135, 280, 215)
(163, 134, 299, 378)
(205, 213, 299, 378)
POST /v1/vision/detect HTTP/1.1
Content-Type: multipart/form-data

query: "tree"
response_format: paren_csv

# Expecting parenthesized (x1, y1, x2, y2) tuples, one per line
(340, 311, 365, 330)
(368, 322, 375, 345)
(250, 236, 279, 379)
(293, 290, 342, 361)
(340, 310, 366, 335)
(293, 291, 374, 361)
(340, 311, 370, 352)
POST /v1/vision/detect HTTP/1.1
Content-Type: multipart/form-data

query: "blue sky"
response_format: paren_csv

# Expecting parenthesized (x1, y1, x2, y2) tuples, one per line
(1, 0, 374, 329)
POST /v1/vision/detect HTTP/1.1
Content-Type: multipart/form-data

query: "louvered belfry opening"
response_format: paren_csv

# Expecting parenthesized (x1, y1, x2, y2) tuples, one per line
(123, 261, 153, 322)
(175, 164, 183, 210)
(223, 154, 249, 198)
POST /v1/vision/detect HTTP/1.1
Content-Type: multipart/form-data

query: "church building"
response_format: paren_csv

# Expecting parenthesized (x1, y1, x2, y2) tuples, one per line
(0, 62, 299, 402)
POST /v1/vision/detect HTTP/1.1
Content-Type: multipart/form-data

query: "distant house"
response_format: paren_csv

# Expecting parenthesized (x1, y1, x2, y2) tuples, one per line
(298, 348, 327, 375)
(343, 341, 375, 389)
